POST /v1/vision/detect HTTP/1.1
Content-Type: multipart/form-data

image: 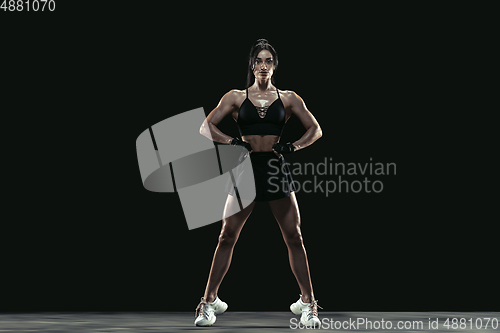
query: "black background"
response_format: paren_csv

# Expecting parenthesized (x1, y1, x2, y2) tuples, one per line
(2, 3, 496, 312)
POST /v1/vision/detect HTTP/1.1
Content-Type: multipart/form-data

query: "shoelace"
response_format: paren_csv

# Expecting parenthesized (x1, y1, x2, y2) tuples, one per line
(195, 297, 208, 318)
(307, 300, 323, 320)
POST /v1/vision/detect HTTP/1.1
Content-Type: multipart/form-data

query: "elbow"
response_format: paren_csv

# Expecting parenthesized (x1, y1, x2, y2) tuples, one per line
(200, 120, 209, 138)
(315, 124, 323, 139)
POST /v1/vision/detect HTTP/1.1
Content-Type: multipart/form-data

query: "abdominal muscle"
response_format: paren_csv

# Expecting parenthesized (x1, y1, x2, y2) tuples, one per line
(242, 135, 279, 152)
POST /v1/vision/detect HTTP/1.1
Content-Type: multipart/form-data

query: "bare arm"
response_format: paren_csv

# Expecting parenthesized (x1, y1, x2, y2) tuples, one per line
(287, 91, 322, 151)
(200, 90, 240, 144)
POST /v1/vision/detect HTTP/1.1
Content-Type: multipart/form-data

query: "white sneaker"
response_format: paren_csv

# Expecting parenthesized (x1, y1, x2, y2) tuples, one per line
(290, 294, 322, 328)
(194, 296, 228, 326)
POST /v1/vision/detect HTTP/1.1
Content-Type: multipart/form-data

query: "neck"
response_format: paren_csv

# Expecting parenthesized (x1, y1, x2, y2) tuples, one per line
(252, 78, 273, 92)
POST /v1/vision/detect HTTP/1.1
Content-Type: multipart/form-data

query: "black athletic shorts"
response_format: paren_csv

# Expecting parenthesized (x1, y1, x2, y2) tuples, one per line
(228, 151, 296, 202)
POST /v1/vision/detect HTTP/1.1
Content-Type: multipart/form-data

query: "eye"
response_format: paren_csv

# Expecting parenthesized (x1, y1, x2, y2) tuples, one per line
(266, 59, 273, 64)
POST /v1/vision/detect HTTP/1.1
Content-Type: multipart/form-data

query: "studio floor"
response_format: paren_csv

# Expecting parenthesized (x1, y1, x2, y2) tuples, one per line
(1, 311, 498, 332)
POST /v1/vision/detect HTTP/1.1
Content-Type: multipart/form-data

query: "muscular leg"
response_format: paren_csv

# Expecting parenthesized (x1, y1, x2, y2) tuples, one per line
(269, 192, 315, 303)
(203, 195, 255, 303)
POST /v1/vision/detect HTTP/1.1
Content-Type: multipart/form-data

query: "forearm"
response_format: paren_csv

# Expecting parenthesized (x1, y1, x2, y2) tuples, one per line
(292, 125, 322, 151)
(200, 120, 233, 144)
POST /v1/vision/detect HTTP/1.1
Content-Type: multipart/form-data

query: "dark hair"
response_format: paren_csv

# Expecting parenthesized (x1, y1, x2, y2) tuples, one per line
(246, 39, 279, 88)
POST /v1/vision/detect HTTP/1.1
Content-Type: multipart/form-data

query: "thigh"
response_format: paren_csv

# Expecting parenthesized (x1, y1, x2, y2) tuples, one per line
(220, 194, 255, 238)
(268, 192, 301, 237)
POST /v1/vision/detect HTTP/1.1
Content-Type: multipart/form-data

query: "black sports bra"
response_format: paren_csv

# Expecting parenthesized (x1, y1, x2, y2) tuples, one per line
(237, 88, 286, 136)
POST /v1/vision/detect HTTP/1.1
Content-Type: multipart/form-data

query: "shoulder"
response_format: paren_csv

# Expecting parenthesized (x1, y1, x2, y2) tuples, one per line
(278, 89, 302, 99)
(215, 89, 246, 108)
(278, 89, 303, 105)
(228, 89, 246, 98)
(218, 89, 246, 107)
(224, 89, 246, 102)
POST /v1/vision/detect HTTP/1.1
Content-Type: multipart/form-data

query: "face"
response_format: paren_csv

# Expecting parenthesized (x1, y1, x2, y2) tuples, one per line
(253, 49, 274, 81)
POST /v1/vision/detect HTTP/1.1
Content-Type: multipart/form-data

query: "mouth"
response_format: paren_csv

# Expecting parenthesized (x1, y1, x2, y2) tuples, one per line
(259, 72, 268, 75)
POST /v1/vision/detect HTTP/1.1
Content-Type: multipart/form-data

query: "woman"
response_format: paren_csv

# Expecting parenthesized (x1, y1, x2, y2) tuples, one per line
(196, 39, 322, 327)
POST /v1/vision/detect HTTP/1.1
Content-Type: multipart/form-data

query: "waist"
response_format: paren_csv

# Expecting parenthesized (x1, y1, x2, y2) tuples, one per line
(250, 151, 277, 156)
(242, 134, 279, 152)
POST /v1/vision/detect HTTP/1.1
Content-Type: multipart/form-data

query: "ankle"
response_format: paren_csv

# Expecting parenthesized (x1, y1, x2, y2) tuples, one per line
(204, 294, 217, 303)
(300, 294, 313, 304)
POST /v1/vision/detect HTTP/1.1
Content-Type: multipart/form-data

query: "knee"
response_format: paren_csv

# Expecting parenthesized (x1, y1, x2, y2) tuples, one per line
(218, 232, 238, 247)
(284, 232, 303, 248)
